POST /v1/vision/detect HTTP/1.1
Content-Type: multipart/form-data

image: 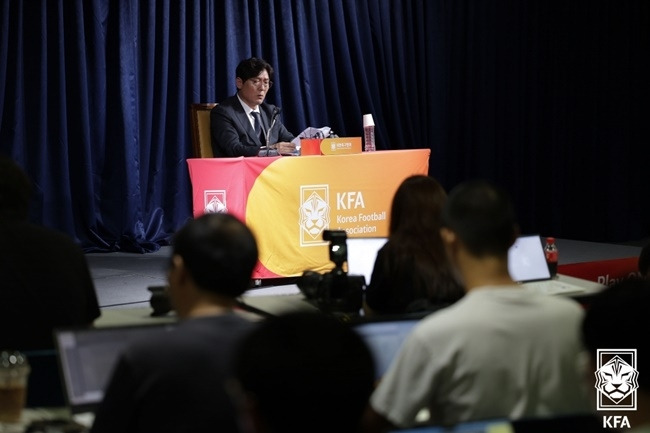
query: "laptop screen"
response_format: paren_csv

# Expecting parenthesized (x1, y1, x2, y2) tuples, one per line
(352, 318, 420, 379)
(54, 323, 176, 413)
(508, 235, 551, 283)
(345, 237, 388, 285)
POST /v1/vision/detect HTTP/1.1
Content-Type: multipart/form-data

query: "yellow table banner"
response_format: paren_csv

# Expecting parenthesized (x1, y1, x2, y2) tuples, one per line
(188, 149, 430, 278)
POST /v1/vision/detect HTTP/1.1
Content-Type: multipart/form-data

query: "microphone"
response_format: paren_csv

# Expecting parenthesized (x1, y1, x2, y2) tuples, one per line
(265, 107, 282, 156)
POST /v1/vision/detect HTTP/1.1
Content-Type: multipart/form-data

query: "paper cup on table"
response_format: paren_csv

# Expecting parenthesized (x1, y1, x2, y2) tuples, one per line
(0, 351, 30, 423)
(300, 138, 322, 156)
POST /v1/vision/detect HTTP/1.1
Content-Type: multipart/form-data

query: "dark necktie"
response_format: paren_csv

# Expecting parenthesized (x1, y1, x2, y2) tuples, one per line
(251, 111, 263, 141)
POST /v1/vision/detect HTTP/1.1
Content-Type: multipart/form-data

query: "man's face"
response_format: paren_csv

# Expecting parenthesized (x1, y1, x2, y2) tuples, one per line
(236, 70, 271, 109)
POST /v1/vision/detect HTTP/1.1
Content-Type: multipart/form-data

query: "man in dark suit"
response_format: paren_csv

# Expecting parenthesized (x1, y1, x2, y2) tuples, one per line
(211, 57, 296, 157)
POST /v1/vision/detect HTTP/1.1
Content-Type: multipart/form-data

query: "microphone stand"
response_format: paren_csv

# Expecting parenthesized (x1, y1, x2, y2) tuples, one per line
(264, 108, 281, 157)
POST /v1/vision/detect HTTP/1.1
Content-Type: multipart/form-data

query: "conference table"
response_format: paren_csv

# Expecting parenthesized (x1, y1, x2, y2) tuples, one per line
(187, 149, 430, 279)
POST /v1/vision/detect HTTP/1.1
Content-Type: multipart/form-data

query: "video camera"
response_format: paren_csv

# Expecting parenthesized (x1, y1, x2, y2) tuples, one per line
(297, 230, 365, 315)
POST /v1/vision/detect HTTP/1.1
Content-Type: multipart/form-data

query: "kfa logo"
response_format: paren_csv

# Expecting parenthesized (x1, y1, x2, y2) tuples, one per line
(603, 416, 631, 429)
(299, 185, 330, 246)
(204, 190, 228, 214)
(595, 349, 639, 411)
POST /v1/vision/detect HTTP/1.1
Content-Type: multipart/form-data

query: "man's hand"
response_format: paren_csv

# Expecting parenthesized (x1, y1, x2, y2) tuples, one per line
(274, 141, 297, 155)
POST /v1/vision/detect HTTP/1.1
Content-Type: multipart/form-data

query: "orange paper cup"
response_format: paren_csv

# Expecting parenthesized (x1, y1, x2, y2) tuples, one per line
(300, 138, 322, 156)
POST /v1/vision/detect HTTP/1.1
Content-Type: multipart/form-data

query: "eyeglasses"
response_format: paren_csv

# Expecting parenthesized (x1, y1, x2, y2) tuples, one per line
(248, 78, 273, 89)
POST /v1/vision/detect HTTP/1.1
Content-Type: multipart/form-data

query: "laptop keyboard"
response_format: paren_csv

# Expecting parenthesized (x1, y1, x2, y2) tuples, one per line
(522, 280, 586, 296)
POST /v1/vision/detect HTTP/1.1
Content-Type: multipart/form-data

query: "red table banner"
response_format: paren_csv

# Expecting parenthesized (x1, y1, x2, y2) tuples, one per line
(558, 256, 641, 287)
(187, 149, 430, 278)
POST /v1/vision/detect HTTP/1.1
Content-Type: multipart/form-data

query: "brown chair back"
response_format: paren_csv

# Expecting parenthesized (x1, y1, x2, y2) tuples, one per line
(189, 103, 217, 158)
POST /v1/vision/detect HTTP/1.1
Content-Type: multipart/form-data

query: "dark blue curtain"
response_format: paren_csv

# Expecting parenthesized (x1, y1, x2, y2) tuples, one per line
(437, 1, 649, 242)
(1, 0, 648, 252)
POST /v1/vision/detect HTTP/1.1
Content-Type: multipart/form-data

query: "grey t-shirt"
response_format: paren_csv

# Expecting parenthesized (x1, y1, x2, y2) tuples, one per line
(371, 286, 590, 427)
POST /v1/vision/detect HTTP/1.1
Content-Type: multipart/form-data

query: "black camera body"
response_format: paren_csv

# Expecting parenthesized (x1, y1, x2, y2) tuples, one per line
(297, 230, 365, 315)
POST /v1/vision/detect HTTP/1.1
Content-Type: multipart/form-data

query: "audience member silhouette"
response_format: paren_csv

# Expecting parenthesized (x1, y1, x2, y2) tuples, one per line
(363, 179, 590, 431)
(582, 278, 650, 432)
(0, 156, 100, 351)
(232, 311, 375, 433)
(91, 213, 258, 433)
(364, 175, 463, 316)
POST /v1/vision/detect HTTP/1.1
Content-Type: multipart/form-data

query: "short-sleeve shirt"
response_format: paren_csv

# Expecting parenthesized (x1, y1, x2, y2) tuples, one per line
(370, 286, 590, 427)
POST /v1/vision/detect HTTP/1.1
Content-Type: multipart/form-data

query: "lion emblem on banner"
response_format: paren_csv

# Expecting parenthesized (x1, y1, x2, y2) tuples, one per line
(595, 355, 639, 404)
(299, 191, 330, 239)
(204, 191, 228, 214)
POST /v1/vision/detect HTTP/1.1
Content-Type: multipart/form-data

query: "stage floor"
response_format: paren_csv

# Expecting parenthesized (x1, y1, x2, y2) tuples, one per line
(85, 238, 645, 310)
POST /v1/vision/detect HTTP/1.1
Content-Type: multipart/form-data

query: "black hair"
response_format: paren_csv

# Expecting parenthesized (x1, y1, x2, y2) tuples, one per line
(235, 57, 274, 82)
(234, 312, 375, 433)
(171, 213, 258, 297)
(0, 156, 32, 221)
(441, 179, 517, 257)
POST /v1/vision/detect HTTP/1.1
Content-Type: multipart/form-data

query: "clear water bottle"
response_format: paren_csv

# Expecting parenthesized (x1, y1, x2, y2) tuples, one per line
(363, 114, 376, 152)
(544, 237, 558, 278)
